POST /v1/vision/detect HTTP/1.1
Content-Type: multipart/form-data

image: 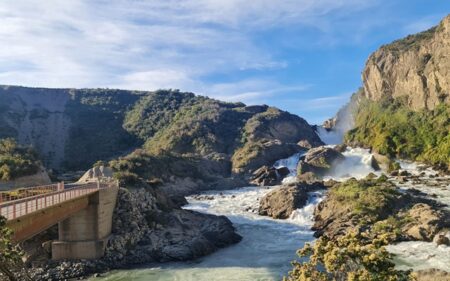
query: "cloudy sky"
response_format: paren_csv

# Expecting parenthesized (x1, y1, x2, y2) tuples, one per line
(0, 1, 448, 124)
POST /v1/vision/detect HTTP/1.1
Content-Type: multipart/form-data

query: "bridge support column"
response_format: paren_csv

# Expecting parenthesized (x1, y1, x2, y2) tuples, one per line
(51, 185, 119, 260)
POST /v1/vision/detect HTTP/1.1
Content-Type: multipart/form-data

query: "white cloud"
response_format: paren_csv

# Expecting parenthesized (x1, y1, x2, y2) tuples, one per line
(0, 0, 380, 94)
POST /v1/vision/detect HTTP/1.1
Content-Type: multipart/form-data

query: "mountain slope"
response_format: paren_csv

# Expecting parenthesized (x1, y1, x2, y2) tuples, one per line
(0, 86, 322, 181)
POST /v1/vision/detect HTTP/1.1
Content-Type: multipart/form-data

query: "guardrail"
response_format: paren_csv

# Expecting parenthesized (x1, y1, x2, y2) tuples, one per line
(0, 182, 113, 221)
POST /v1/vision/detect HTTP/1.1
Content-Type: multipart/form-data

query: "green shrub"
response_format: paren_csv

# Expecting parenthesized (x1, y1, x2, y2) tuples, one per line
(0, 138, 41, 181)
(285, 231, 413, 281)
(346, 97, 450, 170)
(0, 216, 29, 280)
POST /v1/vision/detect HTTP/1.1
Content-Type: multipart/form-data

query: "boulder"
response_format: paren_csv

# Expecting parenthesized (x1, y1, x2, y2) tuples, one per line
(433, 229, 450, 246)
(371, 152, 397, 172)
(259, 184, 308, 219)
(365, 172, 378, 180)
(297, 146, 344, 177)
(434, 234, 450, 246)
(368, 155, 381, 171)
(297, 172, 320, 183)
(77, 166, 114, 183)
(334, 144, 347, 153)
(259, 182, 326, 219)
(250, 165, 291, 186)
(297, 139, 313, 149)
(251, 166, 277, 186)
(414, 269, 450, 281)
(402, 203, 450, 241)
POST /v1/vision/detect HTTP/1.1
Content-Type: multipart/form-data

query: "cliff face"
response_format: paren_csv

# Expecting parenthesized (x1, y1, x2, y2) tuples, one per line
(362, 14, 450, 110)
(0, 86, 142, 170)
(0, 87, 71, 169)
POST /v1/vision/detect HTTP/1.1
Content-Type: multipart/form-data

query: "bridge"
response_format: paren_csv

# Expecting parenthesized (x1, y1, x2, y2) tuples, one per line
(0, 181, 119, 260)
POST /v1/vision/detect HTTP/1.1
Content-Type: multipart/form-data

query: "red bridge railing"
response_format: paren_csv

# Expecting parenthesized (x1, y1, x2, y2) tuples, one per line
(0, 182, 112, 221)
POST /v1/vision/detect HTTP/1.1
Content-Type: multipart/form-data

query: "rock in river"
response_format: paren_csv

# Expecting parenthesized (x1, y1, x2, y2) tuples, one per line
(259, 182, 325, 219)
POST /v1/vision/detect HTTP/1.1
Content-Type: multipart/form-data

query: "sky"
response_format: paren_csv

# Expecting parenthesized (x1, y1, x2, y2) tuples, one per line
(0, 1, 448, 124)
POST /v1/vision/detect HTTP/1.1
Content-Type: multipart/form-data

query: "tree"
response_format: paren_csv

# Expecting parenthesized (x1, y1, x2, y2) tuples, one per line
(285, 231, 414, 281)
(0, 216, 29, 281)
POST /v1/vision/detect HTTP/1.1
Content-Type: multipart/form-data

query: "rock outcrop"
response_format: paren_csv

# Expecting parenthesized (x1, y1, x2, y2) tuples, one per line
(297, 146, 344, 178)
(77, 166, 114, 183)
(259, 184, 308, 219)
(250, 165, 290, 186)
(104, 187, 242, 264)
(231, 107, 322, 175)
(402, 203, 450, 241)
(259, 182, 325, 219)
(362, 15, 450, 110)
(243, 107, 323, 145)
(312, 178, 450, 242)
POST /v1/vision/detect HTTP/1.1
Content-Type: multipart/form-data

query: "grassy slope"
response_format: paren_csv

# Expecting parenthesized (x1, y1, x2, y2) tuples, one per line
(345, 97, 450, 170)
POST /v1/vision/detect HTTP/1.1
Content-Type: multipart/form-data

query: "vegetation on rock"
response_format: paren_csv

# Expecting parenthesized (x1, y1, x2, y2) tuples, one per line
(124, 89, 201, 140)
(145, 99, 250, 156)
(346, 97, 450, 170)
(285, 231, 413, 281)
(0, 138, 41, 181)
(328, 177, 400, 221)
(287, 175, 450, 281)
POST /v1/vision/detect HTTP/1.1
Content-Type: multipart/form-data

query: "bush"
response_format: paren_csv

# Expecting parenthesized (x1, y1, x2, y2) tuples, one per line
(0, 216, 30, 280)
(0, 139, 41, 181)
(285, 231, 413, 281)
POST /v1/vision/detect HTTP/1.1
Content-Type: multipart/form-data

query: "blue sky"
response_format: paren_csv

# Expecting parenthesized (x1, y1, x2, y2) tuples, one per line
(0, 1, 448, 124)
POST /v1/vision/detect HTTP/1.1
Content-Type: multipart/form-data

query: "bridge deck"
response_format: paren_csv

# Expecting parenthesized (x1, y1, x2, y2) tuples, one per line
(0, 182, 110, 221)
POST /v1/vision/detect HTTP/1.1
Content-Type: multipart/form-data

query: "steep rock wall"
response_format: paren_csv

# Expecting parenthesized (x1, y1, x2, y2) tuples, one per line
(362, 14, 450, 110)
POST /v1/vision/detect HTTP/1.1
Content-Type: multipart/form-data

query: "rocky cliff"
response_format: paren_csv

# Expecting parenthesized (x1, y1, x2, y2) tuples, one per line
(0, 86, 142, 170)
(362, 14, 450, 110)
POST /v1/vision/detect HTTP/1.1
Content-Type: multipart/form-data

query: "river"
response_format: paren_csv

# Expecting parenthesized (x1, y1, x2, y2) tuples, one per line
(97, 148, 380, 281)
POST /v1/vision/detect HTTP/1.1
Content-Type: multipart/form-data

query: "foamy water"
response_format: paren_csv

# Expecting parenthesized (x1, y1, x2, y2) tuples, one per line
(98, 186, 321, 281)
(273, 152, 304, 184)
(386, 161, 450, 272)
(325, 147, 379, 180)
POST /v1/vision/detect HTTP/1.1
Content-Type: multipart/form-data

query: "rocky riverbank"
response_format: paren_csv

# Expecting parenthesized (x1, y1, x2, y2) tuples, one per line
(23, 183, 241, 280)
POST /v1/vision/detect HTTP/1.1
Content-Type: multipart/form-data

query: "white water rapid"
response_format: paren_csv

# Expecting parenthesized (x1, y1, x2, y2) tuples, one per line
(386, 162, 450, 272)
(98, 148, 378, 281)
(99, 187, 321, 281)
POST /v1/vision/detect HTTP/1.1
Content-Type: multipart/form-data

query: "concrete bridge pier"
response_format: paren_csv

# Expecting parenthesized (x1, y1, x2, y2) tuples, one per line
(52, 185, 119, 260)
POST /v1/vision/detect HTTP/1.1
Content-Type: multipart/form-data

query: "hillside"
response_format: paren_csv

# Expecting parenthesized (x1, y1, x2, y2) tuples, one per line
(344, 15, 450, 170)
(0, 86, 322, 190)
